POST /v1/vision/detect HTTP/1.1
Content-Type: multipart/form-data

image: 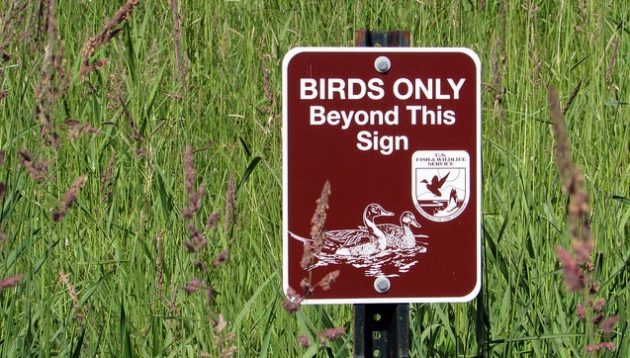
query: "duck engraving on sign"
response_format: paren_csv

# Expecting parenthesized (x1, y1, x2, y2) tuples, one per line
(289, 203, 429, 277)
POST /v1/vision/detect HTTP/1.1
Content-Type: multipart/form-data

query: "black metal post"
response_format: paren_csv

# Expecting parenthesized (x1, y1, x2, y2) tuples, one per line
(353, 30, 411, 358)
(354, 304, 410, 357)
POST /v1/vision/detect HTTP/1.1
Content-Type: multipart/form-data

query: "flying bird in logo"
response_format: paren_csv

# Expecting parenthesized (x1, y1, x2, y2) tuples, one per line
(421, 172, 450, 197)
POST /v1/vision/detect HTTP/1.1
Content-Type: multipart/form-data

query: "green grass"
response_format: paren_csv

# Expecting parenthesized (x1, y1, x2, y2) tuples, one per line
(1, 0, 628, 356)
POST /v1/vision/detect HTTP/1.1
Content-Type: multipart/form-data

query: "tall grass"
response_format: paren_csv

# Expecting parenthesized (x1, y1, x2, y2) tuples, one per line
(0, 0, 628, 356)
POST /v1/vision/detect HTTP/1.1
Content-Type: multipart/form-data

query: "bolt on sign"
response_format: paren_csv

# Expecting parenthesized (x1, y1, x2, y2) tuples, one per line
(283, 48, 481, 304)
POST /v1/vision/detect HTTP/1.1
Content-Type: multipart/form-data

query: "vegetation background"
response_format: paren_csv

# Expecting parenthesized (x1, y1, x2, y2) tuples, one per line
(0, 0, 628, 356)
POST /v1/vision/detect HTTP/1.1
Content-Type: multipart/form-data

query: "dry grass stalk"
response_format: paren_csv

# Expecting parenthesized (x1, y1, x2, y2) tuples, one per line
(224, 174, 236, 232)
(183, 145, 196, 199)
(80, 0, 140, 77)
(65, 119, 101, 140)
(549, 86, 618, 351)
(298, 181, 332, 297)
(490, 34, 506, 123)
(261, 58, 274, 109)
(182, 145, 205, 219)
(0, 148, 5, 240)
(0, 144, 5, 199)
(18, 150, 49, 182)
(290, 180, 341, 309)
(52, 175, 87, 222)
(563, 80, 582, 115)
(212, 314, 237, 357)
(106, 64, 127, 111)
(35, 0, 67, 149)
(575, 0, 587, 32)
(154, 232, 164, 302)
(0, 150, 4, 198)
(100, 153, 116, 202)
(306, 180, 331, 264)
(605, 35, 619, 85)
(0, 0, 29, 62)
(168, 0, 186, 86)
(59, 271, 84, 321)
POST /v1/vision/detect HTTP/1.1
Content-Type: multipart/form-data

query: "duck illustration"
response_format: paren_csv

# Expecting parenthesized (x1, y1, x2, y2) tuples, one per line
(289, 203, 394, 255)
(421, 172, 450, 197)
(378, 211, 427, 249)
(326, 203, 394, 252)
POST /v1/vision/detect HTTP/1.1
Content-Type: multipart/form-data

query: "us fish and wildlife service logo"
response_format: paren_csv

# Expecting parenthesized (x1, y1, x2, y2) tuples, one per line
(412, 150, 470, 222)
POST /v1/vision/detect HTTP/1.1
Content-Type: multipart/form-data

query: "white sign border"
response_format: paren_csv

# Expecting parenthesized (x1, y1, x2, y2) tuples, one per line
(282, 47, 482, 305)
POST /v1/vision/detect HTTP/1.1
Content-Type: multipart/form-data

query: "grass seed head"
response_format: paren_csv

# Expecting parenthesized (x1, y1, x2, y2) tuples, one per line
(310, 180, 331, 247)
(182, 145, 205, 219)
(18, 150, 49, 182)
(65, 119, 101, 140)
(576, 303, 586, 319)
(261, 58, 274, 109)
(205, 211, 220, 230)
(52, 175, 87, 222)
(224, 174, 236, 232)
(101, 153, 116, 202)
(586, 342, 616, 353)
(283, 287, 303, 313)
(300, 277, 313, 296)
(605, 35, 620, 85)
(600, 316, 619, 333)
(168, 0, 187, 86)
(317, 327, 346, 344)
(548, 86, 573, 189)
(186, 224, 207, 252)
(556, 246, 584, 292)
(183, 145, 196, 199)
(58, 271, 84, 320)
(593, 298, 606, 312)
(0, 274, 24, 290)
(80, 0, 140, 77)
(183, 278, 204, 293)
(317, 270, 340, 291)
(34, 0, 68, 150)
(212, 249, 229, 267)
(297, 335, 310, 348)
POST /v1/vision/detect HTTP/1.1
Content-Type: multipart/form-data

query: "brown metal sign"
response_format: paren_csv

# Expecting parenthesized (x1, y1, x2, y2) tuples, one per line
(283, 48, 481, 304)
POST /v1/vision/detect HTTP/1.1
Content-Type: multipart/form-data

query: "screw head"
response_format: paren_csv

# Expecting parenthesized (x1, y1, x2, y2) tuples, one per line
(374, 276, 391, 293)
(374, 56, 391, 73)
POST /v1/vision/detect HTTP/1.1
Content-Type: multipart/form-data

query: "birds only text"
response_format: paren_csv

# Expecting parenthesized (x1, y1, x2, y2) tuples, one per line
(300, 77, 466, 155)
